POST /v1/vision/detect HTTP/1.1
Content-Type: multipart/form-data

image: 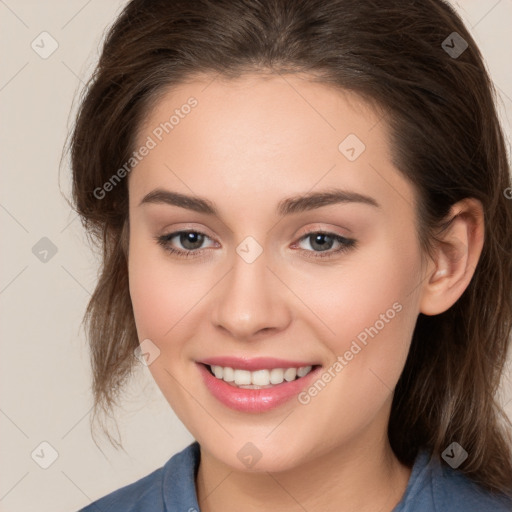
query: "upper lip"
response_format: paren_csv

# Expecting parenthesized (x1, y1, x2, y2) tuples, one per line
(198, 356, 319, 371)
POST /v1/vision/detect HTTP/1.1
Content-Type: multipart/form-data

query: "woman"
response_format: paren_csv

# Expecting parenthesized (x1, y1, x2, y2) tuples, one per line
(69, 0, 512, 510)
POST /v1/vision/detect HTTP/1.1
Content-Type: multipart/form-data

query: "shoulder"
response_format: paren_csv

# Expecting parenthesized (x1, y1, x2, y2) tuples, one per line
(78, 466, 164, 512)
(433, 460, 512, 512)
(395, 449, 512, 512)
(77, 441, 201, 512)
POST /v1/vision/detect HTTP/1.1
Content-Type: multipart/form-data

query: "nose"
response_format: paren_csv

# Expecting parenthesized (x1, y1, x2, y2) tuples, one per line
(210, 248, 292, 341)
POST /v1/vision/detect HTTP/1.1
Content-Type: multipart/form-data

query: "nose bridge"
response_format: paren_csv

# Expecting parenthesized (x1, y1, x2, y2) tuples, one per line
(211, 241, 290, 339)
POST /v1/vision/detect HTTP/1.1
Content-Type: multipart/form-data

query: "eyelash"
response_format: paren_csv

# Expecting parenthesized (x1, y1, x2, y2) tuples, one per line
(155, 230, 357, 260)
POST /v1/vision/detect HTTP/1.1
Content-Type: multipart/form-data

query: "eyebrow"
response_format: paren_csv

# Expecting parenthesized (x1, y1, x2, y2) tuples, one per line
(139, 187, 380, 215)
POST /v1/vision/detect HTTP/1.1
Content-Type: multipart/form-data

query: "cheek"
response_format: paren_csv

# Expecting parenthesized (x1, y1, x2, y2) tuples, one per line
(127, 227, 201, 343)
(292, 232, 421, 399)
(127, 230, 206, 414)
(342, 240, 422, 399)
(290, 229, 421, 346)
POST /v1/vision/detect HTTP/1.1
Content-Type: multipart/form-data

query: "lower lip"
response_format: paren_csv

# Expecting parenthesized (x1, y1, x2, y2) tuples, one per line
(197, 363, 322, 413)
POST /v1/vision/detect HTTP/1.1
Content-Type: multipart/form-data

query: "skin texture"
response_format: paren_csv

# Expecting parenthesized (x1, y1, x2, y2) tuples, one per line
(127, 73, 484, 512)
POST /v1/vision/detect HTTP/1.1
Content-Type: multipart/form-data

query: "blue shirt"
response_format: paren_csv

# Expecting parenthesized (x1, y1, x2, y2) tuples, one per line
(78, 441, 512, 511)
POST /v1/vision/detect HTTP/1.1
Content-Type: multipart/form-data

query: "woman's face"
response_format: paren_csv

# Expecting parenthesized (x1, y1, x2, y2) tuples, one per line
(127, 73, 427, 471)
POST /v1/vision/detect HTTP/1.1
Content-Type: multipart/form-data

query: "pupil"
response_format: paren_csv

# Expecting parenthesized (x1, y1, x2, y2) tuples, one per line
(181, 232, 203, 250)
(311, 233, 333, 251)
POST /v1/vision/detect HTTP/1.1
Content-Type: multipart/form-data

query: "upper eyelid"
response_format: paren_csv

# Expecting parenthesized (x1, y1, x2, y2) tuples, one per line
(292, 231, 353, 250)
(157, 218, 352, 240)
(161, 230, 218, 247)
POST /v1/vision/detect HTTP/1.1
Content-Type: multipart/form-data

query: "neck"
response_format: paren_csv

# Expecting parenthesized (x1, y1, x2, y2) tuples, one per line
(195, 423, 412, 512)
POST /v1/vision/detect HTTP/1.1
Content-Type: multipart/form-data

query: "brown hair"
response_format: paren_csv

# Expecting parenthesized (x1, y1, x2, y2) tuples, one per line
(67, 0, 512, 495)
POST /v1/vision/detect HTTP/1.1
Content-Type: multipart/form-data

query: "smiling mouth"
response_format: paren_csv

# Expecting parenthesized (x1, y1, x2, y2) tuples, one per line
(204, 363, 321, 389)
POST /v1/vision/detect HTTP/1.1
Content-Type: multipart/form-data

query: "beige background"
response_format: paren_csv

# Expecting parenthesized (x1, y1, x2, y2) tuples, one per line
(1, 1, 511, 511)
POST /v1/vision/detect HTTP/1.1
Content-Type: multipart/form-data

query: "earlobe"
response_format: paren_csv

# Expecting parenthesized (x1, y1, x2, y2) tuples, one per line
(419, 198, 484, 316)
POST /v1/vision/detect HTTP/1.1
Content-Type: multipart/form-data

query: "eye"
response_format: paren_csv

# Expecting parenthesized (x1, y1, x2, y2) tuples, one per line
(155, 229, 357, 260)
(155, 230, 216, 258)
(293, 231, 357, 259)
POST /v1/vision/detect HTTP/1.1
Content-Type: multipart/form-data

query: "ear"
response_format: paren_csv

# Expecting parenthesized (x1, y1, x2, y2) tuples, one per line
(419, 198, 484, 316)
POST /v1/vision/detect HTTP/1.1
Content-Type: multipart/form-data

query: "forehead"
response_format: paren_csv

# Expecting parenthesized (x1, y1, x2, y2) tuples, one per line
(136, 72, 384, 157)
(129, 73, 415, 218)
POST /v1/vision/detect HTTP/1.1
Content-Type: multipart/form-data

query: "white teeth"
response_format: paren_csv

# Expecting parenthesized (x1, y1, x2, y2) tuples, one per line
(283, 368, 297, 381)
(252, 369, 270, 386)
(297, 366, 311, 377)
(233, 369, 252, 385)
(209, 364, 313, 387)
(222, 366, 235, 382)
(269, 368, 284, 384)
